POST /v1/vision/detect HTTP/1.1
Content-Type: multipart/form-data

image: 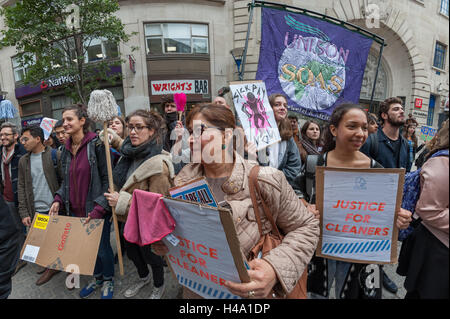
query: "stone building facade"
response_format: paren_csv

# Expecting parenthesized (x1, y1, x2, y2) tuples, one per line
(0, 0, 448, 130)
(233, 0, 449, 128)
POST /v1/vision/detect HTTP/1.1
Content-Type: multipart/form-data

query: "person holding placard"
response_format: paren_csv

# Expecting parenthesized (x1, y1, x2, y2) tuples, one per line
(304, 103, 412, 299)
(48, 104, 114, 299)
(102, 109, 175, 299)
(152, 103, 319, 299)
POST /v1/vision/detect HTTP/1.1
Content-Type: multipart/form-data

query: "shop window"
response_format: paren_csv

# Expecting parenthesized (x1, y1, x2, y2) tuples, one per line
(20, 100, 42, 117)
(145, 23, 209, 55)
(433, 42, 447, 70)
(441, 0, 449, 16)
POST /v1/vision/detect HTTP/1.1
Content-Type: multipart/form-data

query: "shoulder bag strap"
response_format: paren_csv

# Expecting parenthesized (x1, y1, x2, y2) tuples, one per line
(249, 166, 264, 236)
(249, 166, 283, 239)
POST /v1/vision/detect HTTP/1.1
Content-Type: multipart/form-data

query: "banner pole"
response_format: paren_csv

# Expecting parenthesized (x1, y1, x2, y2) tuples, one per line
(369, 41, 385, 113)
(239, 0, 256, 81)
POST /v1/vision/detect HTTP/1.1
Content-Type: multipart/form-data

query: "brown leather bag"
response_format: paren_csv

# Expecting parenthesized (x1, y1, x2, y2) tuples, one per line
(248, 165, 308, 299)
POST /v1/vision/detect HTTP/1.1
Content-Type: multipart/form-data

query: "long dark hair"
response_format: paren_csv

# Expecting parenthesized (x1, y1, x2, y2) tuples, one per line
(402, 123, 418, 148)
(62, 103, 93, 134)
(300, 120, 322, 145)
(125, 109, 166, 145)
(322, 103, 368, 153)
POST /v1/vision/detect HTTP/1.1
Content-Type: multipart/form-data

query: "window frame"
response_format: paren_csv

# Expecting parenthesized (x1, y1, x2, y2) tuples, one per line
(432, 41, 447, 71)
(144, 22, 209, 55)
(440, 0, 449, 16)
(19, 99, 42, 117)
(11, 54, 36, 83)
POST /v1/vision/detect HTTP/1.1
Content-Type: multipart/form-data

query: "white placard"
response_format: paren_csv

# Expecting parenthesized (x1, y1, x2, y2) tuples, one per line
(230, 81, 281, 151)
(162, 198, 242, 299)
(319, 169, 401, 263)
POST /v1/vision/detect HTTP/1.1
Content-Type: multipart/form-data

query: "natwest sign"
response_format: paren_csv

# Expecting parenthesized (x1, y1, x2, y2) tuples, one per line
(40, 74, 81, 90)
(151, 79, 208, 95)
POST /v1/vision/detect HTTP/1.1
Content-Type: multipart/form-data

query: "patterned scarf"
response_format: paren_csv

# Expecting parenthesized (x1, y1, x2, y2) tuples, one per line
(300, 137, 321, 155)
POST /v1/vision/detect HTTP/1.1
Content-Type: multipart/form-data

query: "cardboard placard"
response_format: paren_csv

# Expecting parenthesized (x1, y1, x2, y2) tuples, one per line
(161, 197, 250, 299)
(169, 177, 218, 207)
(315, 167, 404, 264)
(20, 214, 104, 275)
(229, 80, 281, 151)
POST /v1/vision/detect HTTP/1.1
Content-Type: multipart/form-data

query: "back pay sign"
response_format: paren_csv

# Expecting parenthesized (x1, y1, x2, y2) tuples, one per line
(316, 167, 404, 264)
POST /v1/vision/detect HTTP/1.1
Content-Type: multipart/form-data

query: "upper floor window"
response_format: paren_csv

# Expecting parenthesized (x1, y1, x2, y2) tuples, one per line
(433, 41, 447, 70)
(85, 38, 119, 62)
(145, 23, 209, 55)
(441, 0, 449, 16)
(11, 54, 35, 82)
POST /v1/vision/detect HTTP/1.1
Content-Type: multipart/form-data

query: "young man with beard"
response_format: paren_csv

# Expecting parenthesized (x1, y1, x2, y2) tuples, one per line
(0, 122, 27, 274)
(360, 96, 410, 295)
(361, 97, 410, 171)
(18, 125, 61, 285)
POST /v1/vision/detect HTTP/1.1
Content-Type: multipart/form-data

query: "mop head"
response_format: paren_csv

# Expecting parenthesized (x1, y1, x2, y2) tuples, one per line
(87, 89, 118, 122)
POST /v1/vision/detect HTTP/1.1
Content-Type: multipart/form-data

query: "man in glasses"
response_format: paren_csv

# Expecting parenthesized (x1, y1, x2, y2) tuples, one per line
(0, 122, 27, 275)
(53, 120, 68, 151)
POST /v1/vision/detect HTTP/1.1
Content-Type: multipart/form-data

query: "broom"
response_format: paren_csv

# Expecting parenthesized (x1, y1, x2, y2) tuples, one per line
(87, 89, 124, 276)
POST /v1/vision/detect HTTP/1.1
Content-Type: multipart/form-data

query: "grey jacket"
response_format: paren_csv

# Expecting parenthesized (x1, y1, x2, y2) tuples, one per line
(17, 146, 61, 220)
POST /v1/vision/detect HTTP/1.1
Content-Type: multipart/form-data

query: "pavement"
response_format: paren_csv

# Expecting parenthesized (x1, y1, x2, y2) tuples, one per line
(8, 227, 407, 299)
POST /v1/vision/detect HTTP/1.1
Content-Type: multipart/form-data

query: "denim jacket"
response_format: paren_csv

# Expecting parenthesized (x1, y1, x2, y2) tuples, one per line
(55, 135, 111, 217)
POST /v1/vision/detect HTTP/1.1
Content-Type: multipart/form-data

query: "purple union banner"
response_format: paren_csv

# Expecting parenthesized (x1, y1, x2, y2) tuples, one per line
(256, 8, 373, 121)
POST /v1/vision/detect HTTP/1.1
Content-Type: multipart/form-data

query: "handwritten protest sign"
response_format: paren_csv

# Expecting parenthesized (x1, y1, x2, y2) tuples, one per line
(162, 198, 249, 299)
(316, 167, 404, 264)
(40, 117, 58, 140)
(169, 178, 218, 207)
(230, 81, 281, 151)
(419, 125, 437, 142)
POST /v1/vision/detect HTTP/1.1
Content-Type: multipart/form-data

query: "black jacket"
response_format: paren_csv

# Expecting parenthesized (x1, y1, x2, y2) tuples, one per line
(0, 195, 21, 299)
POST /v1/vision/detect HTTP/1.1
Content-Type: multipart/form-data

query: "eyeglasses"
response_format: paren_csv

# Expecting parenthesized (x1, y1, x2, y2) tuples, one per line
(126, 125, 149, 133)
(188, 123, 225, 135)
(20, 137, 29, 143)
(0, 133, 14, 138)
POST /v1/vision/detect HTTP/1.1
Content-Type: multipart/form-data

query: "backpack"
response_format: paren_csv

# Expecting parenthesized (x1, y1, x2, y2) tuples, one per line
(50, 148, 62, 185)
(399, 149, 449, 241)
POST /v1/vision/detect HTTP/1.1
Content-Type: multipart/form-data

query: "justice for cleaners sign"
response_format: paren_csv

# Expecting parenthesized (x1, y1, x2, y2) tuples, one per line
(316, 167, 404, 264)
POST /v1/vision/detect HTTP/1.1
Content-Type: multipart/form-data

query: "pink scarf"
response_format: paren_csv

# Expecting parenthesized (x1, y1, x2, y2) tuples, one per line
(124, 190, 176, 246)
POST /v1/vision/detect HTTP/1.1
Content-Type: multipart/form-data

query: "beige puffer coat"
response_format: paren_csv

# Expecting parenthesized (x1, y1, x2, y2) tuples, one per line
(174, 153, 319, 295)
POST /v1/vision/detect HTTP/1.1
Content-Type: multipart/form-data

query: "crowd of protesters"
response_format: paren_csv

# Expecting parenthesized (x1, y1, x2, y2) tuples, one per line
(0, 92, 447, 300)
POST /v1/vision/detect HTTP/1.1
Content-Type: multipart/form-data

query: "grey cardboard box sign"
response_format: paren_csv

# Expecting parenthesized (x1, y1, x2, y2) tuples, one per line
(20, 214, 104, 275)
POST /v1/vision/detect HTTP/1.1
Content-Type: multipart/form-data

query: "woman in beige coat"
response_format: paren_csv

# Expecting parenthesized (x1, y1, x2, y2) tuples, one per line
(103, 109, 175, 299)
(153, 103, 320, 299)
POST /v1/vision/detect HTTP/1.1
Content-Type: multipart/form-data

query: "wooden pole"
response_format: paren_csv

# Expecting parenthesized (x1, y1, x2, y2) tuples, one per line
(102, 122, 124, 276)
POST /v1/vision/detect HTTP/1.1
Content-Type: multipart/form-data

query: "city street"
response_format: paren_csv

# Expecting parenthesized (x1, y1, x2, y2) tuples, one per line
(8, 229, 406, 299)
